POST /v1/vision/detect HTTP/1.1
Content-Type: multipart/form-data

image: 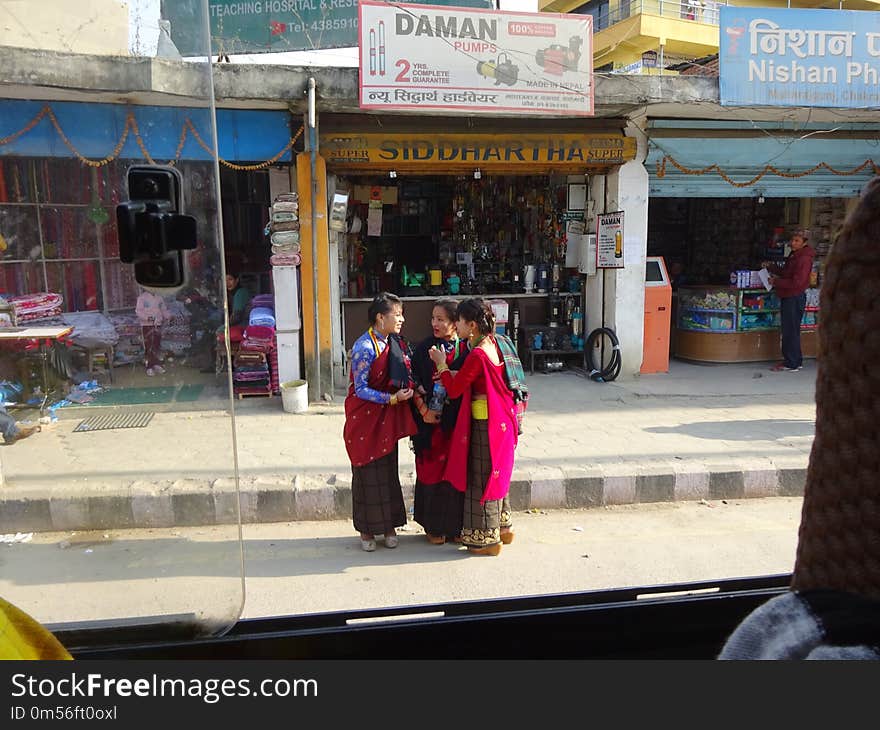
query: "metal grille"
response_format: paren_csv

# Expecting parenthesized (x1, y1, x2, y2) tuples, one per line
(73, 412, 155, 433)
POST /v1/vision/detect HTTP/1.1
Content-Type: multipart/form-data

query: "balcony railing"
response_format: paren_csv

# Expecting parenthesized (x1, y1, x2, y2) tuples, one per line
(593, 0, 730, 32)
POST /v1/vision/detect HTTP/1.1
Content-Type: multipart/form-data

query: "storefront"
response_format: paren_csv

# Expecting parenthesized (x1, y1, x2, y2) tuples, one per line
(0, 99, 299, 408)
(645, 122, 876, 363)
(318, 114, 637, 368)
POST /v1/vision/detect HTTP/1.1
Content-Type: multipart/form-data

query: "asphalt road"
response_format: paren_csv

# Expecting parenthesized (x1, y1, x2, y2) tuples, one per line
(1, 497, 803, 629)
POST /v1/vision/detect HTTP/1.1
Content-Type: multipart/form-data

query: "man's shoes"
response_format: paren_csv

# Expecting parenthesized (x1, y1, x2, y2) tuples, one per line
(153, 365, 166, 375)
(146, 367, 156, 376)
(770, 362, 799, 372)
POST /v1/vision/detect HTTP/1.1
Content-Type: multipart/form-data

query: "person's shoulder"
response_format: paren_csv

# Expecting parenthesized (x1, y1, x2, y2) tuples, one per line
(351, 332, 374, 352)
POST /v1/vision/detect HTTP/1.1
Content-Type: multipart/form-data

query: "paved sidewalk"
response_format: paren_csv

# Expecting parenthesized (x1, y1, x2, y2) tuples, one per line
(0, 360, 817, 532)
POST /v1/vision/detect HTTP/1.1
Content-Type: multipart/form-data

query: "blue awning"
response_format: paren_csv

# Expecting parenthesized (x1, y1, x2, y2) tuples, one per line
(0, 100, 294, 163)
(647, 133, 880, 198)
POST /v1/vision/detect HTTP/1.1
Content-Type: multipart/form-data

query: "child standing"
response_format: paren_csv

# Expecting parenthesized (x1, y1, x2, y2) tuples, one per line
(135, 288, 169, 376)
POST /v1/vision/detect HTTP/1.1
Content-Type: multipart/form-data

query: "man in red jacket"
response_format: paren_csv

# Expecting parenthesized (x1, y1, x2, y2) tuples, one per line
(763, 229, 815, 372)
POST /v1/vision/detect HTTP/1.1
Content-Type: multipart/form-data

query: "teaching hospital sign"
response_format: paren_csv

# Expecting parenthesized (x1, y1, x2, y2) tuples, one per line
(720, 7, 880, 108)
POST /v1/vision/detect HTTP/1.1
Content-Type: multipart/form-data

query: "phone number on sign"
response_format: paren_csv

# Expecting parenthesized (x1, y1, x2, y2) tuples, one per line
(279, 18, 357, 33)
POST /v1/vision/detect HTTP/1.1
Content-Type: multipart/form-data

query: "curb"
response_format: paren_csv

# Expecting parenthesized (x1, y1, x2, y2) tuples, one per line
(0, 465, 809, 533)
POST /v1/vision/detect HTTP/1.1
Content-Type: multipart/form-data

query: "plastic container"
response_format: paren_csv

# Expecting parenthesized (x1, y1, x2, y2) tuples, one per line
(281, 379, 308, 413)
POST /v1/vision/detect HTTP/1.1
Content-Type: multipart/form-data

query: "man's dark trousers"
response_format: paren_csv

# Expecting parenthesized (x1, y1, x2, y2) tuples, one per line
(780, 292, 806, 369)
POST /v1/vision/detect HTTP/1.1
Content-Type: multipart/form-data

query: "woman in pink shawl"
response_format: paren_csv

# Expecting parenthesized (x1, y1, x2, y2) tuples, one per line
(429, 298, 518, 556)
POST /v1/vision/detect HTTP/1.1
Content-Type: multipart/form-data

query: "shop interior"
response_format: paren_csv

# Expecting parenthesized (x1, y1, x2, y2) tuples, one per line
(647, 195, 844, 362)
(0, 158, 285, 424)
(336, 172, 588, 370)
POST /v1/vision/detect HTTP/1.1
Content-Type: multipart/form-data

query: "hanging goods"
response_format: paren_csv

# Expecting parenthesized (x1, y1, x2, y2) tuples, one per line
(428, 265, 443, 288)
(524, 265, 536, 293)
(547, 293, 562, 328)
(475, 53, 519, 86)
(512, 306, 521, 350)
(586, 327, 621, 382)
(537, 263, 549, 293)
(571, 306, 584, 350)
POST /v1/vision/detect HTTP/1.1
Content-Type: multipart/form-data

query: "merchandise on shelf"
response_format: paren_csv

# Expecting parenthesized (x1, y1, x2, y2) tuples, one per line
(8, 292, 63, 322)
(678, 289, 737, 311)
(740, 292, 780, 311)
(739, 311, 780, 330)
(679, 310, 735, 332)
(268, 193, 301, 268)
(676, 286, 820, 335)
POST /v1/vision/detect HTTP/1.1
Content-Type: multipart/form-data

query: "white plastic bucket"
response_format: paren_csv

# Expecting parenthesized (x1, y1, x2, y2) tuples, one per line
(280, 379, 308, 413)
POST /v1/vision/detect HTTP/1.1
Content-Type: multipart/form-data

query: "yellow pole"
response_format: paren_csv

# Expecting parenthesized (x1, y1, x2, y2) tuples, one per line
(296, 152, 332, 401)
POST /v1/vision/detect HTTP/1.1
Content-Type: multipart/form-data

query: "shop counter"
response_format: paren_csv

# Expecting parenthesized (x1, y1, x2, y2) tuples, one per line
(673, 285, 818, 363)
(341, 292, 580, 352)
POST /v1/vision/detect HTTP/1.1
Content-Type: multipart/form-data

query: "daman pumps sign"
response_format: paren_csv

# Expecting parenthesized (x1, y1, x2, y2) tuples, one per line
(358, 1, 594, 116)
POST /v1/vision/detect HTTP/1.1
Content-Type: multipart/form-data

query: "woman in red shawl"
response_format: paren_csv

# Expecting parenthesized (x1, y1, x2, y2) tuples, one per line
(429, 298, 518, 556)
(410, 298, 468, 545)
(344, 293, 420, 552)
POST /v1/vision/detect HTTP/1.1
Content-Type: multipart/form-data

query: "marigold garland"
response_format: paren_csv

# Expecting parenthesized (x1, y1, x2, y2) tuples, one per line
(656, 155, 880, 188)
(0, 103, 303, 171)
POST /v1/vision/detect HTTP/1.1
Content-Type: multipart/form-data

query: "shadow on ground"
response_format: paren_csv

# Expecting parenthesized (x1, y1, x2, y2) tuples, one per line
(645, 419, 814, 442)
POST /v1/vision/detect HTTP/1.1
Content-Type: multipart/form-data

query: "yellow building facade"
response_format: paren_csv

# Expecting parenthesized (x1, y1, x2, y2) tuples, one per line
(539, 0, 880, 73)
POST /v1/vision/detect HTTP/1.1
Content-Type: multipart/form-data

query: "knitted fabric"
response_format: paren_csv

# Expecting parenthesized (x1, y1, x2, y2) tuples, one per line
(791, 177, 880, 601)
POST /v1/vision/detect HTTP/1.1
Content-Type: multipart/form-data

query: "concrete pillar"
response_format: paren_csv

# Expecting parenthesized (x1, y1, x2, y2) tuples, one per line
(600, 118, 649, 378)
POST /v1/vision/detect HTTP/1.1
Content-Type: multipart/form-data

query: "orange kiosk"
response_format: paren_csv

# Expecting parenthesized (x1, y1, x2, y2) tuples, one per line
(641, 256, 672, 373)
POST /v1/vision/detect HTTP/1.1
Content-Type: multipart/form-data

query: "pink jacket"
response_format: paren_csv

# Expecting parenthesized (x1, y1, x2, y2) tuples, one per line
(135, 291, 169, 325)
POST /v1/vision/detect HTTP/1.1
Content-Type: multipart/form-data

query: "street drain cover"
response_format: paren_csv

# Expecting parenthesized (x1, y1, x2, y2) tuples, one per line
(73, 412, 155, 432)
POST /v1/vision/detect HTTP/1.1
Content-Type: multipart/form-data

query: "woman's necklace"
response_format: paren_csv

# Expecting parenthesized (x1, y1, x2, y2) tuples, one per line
(447, 336, 461, 361)
(368, 327, 384, 358)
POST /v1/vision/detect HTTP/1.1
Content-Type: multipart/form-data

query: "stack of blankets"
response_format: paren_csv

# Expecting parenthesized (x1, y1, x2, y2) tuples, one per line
(8, 292, 63, 323)
(232, 351, 271, 397)
(235, 294, 277, 396)
(268, 193, 301, 268)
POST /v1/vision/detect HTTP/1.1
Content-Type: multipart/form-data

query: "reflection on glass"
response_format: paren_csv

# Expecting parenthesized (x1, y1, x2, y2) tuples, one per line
(0, 0, 243, 642)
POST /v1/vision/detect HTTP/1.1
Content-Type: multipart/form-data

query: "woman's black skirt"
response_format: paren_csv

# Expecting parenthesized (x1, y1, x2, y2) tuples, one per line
(414, 479, 464, 539)
(351, 447, 406, 535)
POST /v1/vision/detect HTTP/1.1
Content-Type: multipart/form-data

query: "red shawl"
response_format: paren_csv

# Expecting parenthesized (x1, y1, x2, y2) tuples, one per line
(343, 343, 417, 467)
(441, 347, 518, 503)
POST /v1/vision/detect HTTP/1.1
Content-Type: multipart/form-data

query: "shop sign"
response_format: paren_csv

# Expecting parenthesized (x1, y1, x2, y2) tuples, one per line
(321, 133, 635, 169)
(611, 60, 643, 75)
(358, 1, 593, 116)
(161, 0, 493, 55)
(720, 7, 880, 108)
(597, 211, 624, 269)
